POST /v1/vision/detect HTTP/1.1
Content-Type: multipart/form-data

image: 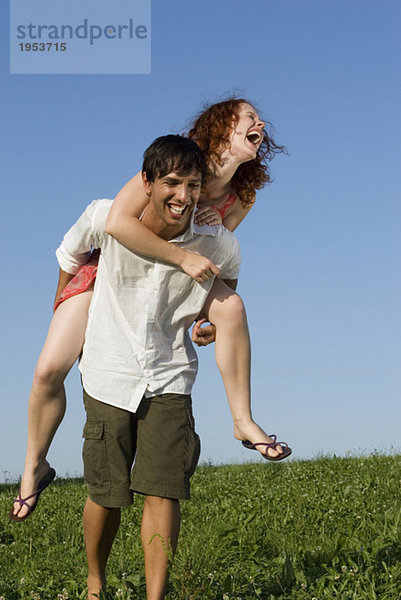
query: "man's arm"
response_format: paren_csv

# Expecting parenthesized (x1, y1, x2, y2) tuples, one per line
(54, 268, 75, 307)
(193, 224, 241, 346)
(56, 199, 107, 275)
(192, 278, 238, 346)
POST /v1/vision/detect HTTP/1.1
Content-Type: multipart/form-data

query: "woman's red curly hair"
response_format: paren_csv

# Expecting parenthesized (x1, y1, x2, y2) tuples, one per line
(187, 98, 286, 207)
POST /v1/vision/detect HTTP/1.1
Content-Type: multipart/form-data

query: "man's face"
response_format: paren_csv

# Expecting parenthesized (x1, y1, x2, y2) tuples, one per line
(142, 169, 202, 237)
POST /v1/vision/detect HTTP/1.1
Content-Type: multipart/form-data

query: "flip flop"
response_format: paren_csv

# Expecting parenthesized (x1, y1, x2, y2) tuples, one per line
(242, 435, 292, 461)
(9, 467, 56, 522)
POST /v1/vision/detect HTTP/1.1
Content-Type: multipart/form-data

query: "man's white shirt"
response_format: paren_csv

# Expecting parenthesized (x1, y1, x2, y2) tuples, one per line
(56, 199, 241, 412)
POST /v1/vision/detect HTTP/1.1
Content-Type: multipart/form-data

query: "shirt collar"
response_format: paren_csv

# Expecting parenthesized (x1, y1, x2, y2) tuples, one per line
(169, 213, 218, 243)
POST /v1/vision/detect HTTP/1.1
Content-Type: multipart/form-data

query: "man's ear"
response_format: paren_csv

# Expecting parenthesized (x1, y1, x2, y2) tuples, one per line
(142, 172, 152, 196)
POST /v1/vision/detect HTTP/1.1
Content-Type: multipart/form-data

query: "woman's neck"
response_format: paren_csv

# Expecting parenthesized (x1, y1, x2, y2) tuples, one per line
(203, 153, 240, 202)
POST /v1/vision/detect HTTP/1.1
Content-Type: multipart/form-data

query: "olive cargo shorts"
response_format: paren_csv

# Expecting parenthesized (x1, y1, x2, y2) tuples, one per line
(82, 390, 201, 507)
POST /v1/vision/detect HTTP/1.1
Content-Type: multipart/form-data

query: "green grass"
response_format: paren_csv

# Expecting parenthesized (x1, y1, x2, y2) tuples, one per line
(1, 454, 400, 599)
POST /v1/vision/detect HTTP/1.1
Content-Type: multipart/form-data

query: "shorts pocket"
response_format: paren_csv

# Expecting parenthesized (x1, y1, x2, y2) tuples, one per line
(184, 410, 201, 479)
(82, 420, 110, 490)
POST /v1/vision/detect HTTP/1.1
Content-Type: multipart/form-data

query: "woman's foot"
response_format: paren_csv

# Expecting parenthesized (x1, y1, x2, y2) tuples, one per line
(234, 421, 284, 459)
(12, 459, 51, 520)
(242, 438, 292, 461)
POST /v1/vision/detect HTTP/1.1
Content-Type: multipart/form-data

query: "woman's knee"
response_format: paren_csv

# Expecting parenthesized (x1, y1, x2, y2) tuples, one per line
(226, 292, 246, 320)
(33, 355, 68, 387)
(209, 291, 246, 325)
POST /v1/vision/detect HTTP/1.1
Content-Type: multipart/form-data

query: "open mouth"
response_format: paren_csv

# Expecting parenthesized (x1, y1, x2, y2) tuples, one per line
(167, 202, 188, 218)
(246, 130, 263, 147)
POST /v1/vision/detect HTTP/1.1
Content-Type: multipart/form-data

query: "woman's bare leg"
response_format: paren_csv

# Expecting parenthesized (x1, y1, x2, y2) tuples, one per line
(202, 279, 283, 459)
(13, 288, 93, 518)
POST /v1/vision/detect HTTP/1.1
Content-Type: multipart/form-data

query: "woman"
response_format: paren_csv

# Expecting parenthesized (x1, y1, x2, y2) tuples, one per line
(11, 97, 290, 522)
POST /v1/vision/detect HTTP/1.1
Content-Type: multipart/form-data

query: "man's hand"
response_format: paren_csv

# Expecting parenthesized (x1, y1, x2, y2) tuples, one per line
(192, 318, 216, 346)
(179, 251, 220, 283)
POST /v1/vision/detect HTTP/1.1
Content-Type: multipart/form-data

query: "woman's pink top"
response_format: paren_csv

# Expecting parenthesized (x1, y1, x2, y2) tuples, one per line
(212, 192, 237, 220)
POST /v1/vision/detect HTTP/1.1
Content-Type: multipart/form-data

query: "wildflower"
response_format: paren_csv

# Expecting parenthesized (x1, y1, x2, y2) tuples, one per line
(341, 565, 347, 572)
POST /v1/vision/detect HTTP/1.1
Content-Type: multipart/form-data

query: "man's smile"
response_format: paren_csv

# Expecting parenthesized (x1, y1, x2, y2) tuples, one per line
(166, 202, 189, 218)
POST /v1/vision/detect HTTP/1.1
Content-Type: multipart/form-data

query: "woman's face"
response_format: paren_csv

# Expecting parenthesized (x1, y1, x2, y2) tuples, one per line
(227, 103, 265, 164)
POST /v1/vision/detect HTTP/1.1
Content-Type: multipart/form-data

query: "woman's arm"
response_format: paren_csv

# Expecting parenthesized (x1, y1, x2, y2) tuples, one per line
(106, 172, 220, 282)
(222, 197, 253, 232)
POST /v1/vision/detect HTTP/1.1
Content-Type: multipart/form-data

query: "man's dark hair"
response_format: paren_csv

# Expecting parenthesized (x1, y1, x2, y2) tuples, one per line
(142, 134, 207, 183)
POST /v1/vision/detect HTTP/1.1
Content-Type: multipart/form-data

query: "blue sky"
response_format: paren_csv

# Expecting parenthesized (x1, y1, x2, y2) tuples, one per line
(1, 0, 400, 480)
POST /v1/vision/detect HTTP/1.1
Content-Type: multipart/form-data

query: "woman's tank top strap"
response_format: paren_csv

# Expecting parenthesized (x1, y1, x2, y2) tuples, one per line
(213, 192, 237, 220)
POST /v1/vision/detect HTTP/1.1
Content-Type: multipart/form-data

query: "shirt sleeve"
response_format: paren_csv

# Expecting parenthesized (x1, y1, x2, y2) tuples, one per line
(218, 229, 242, 280)
(55, 199, 111, 274)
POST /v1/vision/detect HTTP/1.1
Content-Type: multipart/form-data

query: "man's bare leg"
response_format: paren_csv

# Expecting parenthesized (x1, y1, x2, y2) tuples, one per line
(83, 497, 121, 599)
(141, 496, 181, 600)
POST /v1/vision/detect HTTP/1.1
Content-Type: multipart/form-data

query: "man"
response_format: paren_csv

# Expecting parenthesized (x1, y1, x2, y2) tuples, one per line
(56, 135, 241, 599)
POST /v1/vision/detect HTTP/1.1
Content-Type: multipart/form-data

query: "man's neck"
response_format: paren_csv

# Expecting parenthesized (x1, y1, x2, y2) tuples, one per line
(141, 208, 190, 241)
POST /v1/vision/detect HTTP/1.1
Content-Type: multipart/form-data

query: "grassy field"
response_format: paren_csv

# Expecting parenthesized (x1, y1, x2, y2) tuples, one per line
(0, 454, 400, 599)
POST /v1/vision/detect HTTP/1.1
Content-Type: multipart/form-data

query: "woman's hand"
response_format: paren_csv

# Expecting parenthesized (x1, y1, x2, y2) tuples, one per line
(179, 250, 220, 282)
(194, 206, 223, 226)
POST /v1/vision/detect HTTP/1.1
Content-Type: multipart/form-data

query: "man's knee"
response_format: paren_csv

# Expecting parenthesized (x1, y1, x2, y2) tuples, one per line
(144, 495, 179, 511)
